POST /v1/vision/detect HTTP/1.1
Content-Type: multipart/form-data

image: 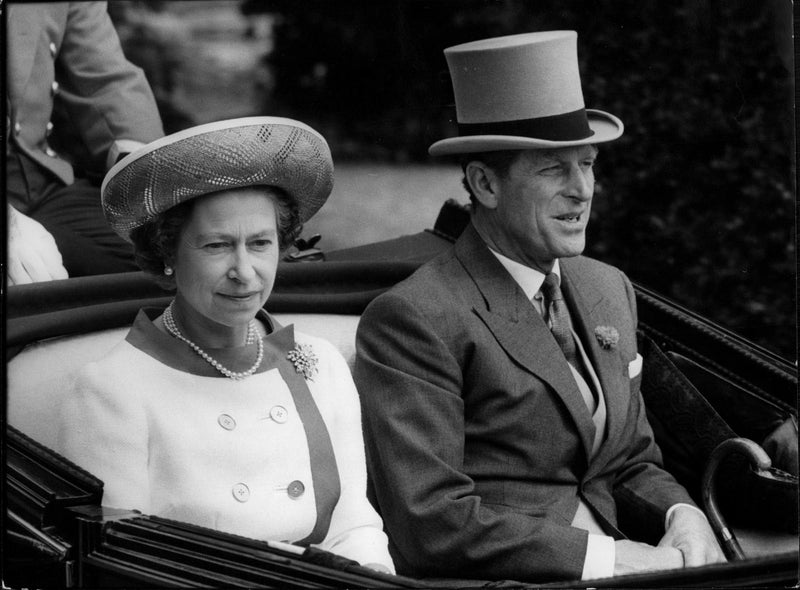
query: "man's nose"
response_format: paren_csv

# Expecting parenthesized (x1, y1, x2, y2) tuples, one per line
(566, 166, 593, 201)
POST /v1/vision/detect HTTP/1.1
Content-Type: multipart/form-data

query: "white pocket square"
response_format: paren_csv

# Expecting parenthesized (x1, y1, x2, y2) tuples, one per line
(628, 353, 643, 378)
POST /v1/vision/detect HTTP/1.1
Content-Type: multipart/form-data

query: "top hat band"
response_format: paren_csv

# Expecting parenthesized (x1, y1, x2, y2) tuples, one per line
(457, 108, 593, 142)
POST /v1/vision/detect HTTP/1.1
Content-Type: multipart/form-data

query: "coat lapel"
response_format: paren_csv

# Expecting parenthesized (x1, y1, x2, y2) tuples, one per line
(455, 226, 596, 459)
(560, 260, 630, 473)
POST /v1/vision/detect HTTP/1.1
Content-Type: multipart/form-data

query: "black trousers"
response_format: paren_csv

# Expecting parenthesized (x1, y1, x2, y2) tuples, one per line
(6, 149, 138, 278)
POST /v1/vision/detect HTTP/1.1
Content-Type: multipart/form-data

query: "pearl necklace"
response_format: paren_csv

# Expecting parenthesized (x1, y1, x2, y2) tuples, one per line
(162, 302, 264, 380)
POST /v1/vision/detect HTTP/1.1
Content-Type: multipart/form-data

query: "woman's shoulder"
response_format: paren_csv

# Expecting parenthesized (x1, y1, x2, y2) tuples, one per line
(292, 330, 348, 365)
(290, 330, 358, 400)
(75, 336, 155, 385)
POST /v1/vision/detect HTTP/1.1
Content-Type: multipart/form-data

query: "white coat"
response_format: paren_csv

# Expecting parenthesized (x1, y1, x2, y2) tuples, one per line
(58, 310, 394, 572)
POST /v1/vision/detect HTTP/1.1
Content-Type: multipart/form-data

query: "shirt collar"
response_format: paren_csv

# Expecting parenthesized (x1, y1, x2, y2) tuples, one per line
(488, 248, 561, 301)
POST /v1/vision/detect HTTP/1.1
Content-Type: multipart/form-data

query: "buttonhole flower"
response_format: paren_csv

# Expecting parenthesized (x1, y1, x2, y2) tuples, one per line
(594, 326, 619, 350)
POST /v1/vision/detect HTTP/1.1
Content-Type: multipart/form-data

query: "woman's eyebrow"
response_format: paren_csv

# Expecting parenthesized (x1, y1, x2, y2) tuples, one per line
(196, 229, 277, 241)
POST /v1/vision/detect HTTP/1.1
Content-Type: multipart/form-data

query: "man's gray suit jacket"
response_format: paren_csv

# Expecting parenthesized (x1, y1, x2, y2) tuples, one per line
(354, 223, 695, 582)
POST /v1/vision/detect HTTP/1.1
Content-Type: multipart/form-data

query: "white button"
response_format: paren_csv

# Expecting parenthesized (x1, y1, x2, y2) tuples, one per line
(45, 147, 57, 157)
(269, 405, 288, 424)
(287, 480, 305, 499)
(51, 81, 60, 95)
(217, 414, 236, 431)
(232, 483, 250, 502)
(49, 42, 57, 57)
(46, 122, 54, 136)
(14, 122, 21, 135)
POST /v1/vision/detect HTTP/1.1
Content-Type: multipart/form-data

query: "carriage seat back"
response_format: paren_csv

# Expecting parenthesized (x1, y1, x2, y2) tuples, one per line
(6, 313, 362, 453)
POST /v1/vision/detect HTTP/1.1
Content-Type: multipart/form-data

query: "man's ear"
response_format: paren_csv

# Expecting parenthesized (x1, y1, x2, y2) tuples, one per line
(465, 161, 500, 209)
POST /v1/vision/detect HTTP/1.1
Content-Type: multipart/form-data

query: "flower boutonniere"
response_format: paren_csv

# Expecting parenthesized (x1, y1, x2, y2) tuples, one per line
(287, 343, 318, 381)
(594, 326, 619, 350)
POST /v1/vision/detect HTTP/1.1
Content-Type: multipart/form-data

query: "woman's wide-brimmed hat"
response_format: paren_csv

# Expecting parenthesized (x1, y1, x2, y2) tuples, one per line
(102, 117, 333, 241)
(429, 31, 623, 156)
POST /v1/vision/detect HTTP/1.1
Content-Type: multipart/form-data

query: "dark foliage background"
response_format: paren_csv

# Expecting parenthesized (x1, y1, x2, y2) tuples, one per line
(241, 0, 795, 361)
(113, 1, 795, 361)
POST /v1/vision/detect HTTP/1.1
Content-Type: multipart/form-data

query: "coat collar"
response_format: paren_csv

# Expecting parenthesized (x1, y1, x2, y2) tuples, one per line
(454, 225, 631, 465)
(126, 307, 294, 377)
(454, 225, 597, 458)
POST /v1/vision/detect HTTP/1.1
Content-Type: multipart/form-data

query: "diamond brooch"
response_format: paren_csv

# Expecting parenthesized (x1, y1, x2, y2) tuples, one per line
(287, 343, 318, 381)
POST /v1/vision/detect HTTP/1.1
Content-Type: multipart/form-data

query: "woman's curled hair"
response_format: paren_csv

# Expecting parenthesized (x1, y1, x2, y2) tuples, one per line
(130, 186, 302, 287)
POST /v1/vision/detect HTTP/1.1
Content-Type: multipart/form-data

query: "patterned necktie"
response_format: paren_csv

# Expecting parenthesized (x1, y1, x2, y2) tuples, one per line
(540, 273, 579, 366)
(541, 273, 603, 441)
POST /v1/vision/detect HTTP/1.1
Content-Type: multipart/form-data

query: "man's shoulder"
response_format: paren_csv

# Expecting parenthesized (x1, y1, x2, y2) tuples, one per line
(9, 2, 69, 34)
(563, 254, 626, 281)
(10, 2, 66, 18)
(562, 255, 635, 309)
(388, 246, 464, 292)
(362, 247, 469, 316)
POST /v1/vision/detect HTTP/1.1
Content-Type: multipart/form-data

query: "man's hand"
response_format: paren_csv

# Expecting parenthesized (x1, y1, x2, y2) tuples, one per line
(7, 206, 69, 285)
(658, 505, 726, 567)
(614, 540, 683, 576)
(762, 415, 798, 475)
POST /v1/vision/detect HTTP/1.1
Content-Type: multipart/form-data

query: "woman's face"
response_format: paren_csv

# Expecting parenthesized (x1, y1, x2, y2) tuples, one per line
(171, 187, 281, 344)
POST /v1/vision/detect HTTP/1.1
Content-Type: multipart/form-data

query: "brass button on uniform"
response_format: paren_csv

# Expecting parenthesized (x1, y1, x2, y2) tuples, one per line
(217, 414, 236, 431)
(49, 42, 57, 57)
(46, 122, 54, 136)
(232, 483, 250, 502)
(287, 480, 305, 499)
(269, 405, 288, 423)
(51, 81, 60, 96)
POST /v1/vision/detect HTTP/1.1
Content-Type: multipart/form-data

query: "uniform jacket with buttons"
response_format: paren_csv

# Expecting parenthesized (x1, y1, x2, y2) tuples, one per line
(354, 224, 694, 582)
(7, 2, 164, 184)
(58, 310, 394, 572)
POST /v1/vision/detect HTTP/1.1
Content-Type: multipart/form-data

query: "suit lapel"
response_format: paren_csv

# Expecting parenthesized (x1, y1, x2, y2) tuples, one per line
(455, 226, 596, 459)
(560, 260, 630, 473)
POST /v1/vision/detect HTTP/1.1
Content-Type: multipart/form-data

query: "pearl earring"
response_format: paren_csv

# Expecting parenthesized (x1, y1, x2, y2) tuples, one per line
(164, 266, 174, 276)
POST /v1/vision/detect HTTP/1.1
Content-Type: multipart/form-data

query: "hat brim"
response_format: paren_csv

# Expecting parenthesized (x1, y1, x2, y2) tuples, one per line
(102, 117, 333, 242)
(428, 109, 623, 156)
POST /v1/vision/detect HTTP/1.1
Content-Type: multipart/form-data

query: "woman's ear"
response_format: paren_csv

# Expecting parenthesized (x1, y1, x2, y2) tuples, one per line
(465, 161, 500, 209)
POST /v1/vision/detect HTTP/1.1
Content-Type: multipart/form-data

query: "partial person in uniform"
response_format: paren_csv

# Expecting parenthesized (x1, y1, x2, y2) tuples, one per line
(6, 2, 164, 284)
(57, 117, 394, 573)
(354, 32, 724, 582)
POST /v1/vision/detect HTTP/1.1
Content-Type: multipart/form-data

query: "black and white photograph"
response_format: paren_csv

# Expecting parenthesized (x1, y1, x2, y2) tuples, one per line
(5, 1, 797, 587)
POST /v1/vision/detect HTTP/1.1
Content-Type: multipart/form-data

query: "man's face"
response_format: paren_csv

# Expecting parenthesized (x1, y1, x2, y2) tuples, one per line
(481, 145, 598, 272)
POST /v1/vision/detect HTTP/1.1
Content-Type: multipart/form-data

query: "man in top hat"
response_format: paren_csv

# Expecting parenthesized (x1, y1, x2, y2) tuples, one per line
(354, 31, 724, 582)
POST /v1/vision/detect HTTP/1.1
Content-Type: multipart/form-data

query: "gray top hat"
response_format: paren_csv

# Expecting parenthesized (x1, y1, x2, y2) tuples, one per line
(429, 31, 624, 156)
(102, 117, 334, 242)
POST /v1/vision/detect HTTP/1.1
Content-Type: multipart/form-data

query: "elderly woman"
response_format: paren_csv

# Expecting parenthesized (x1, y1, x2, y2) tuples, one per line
(57, 117, 394, 573)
